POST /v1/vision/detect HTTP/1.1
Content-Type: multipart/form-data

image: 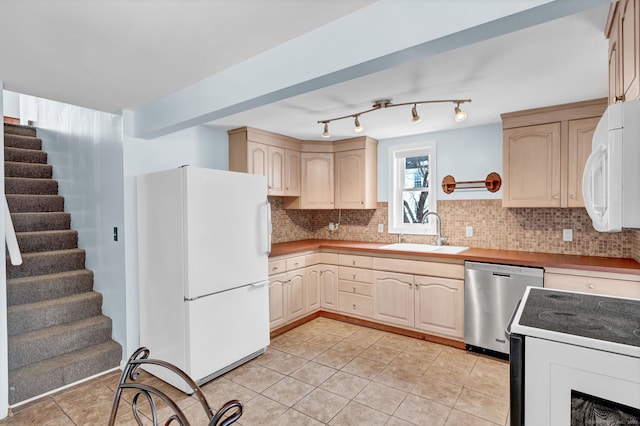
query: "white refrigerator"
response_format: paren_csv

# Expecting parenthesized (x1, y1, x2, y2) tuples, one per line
(136, 166, 271, 393)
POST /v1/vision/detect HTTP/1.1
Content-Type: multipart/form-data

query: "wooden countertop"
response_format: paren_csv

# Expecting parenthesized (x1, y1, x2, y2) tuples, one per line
(270, 239, 640, 276)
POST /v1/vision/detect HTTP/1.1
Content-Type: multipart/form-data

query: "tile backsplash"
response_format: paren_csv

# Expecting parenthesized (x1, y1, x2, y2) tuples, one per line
(270, 197, 636, 259)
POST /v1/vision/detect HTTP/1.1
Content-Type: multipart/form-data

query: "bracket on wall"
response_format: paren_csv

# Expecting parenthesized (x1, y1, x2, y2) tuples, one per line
(441, 172, 502, 194)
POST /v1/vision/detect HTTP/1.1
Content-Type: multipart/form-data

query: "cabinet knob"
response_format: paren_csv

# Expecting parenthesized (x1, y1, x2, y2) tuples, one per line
(352, 260, 356, 266)
(352, 304, 356, 310)
(361, 201, 364, 205)
(353, 286, 356, 293)
(273, 267, 278, 271)
(588, 284, 595, 289)
(295, 262, 299, 267)
(352, 274, 356, 280)
(553, 194, 559, 200)
(569, 194, 575, 200)
(615, 95, 625, 102)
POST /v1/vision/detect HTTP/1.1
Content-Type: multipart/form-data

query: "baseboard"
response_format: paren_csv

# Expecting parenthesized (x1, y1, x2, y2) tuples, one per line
(270, 310, 465, 350)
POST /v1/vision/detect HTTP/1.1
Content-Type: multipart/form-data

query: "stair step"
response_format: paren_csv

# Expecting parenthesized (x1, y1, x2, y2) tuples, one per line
(5, 177, 59, 195)
(8, 340, 122, 405)
(4, 123, 37, 137)
(15, 230, 78, 253)
(4, 133, 42, 150)
(7, 269, 94, 306)
(7, 291, 102, 336)
(5, 161, 53, 179)
(8, 315, 113, 370)
(7, 248, 85, 279)
(6, 194, 64, 213)
(11, 212, 71, 232)
(5, 146, 47, 164)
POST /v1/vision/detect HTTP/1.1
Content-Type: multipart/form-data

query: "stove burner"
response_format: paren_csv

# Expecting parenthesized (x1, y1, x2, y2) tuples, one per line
(538, 311, 612, 332)
(598, 300, 640, 317)
(543, 293, 583, 304)
(634, 330, 640, 339)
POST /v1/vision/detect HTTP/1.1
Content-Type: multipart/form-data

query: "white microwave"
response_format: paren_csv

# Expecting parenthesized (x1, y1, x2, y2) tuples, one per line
(583, 100, 640, 232)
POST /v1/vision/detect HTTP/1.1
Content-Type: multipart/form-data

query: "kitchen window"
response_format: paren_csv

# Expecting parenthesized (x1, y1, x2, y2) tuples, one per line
(388, 141, 437, 235)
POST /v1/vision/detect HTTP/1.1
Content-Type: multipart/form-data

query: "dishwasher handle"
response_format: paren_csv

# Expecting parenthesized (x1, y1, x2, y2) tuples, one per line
(493, 272, 511, 278)
(505, 299, 521, 339)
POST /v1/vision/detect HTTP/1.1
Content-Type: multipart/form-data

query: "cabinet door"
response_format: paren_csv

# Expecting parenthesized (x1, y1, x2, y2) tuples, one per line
(269, 273, 287, 329)
(285, 149, 301, 196)
(620, 0, 640, 102)
(305, 266, 321, 312)
(287, 270, 306, 321)
(372, 271, 414, 328)
(414, 276, 464, 339)
(247, 141, 268, 178)
(335, 150, 365, 209)
(502, 122, 562, 207)
(300, 152, 334, 209)
(320, 265, 338, 310)
(268, 145, 285, 195)
(567, 117, 598, 207)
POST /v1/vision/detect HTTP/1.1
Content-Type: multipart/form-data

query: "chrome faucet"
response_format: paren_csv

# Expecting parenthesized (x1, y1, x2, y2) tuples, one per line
(397, 233, 403, 243)
(422, 212, 447, 246)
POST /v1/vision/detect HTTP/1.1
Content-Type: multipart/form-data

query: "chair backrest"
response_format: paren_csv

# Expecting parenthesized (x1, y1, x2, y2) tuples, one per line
(108, 347, 243, 426)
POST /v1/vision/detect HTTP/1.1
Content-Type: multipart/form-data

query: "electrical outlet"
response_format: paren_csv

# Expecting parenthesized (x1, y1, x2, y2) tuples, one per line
(563, 229, 573, 242)
(329, 222, 335, 231)
(378, 224, 384, 233)
(465, 226, 473, 237)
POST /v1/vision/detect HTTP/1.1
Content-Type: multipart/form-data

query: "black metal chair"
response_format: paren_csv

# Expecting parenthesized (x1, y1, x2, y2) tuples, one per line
(108, 347, 243, 426)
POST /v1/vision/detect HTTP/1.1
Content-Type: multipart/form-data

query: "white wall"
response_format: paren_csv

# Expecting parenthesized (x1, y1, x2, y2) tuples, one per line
(0, 82, 9, 420)
(378, 123, 503, 201)
(1, 90, 18, 119)
(26, 96, 128, 354)
(121, 109, 228, 357)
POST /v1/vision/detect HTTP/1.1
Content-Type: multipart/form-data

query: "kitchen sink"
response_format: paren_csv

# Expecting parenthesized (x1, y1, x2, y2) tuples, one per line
(380, 243, 469, 254)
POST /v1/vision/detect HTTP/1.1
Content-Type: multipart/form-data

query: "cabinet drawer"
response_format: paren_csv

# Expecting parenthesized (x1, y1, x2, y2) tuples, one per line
(268, 259, 287, 276)
(338, 280, 372, 296)
(306, 252, 338, 266)
(338, 266, 373, 283)
(372, 257, 463, 279)
(339, 254, 373, 269)
(338, 292, 372, 318)
(545, 272, 640, 299)
(286, 255, 306, 271)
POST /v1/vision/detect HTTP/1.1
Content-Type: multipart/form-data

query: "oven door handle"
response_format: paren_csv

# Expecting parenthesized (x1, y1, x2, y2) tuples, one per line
(505, 299, 521, 339)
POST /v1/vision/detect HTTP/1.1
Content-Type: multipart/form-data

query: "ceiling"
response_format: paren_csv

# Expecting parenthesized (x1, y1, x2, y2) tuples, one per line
(0, 1, 611, 141)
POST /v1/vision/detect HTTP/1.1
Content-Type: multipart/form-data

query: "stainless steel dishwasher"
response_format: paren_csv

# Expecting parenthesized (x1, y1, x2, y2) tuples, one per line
(464, 261, 543, 358)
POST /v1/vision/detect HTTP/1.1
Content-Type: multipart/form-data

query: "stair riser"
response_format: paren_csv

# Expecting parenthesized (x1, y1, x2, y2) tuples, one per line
(8, 341, 122, 405)
(5, 162, 53, 179)
(5, 178, 58, 195)
(11, 213, 71, 232)
(8, 317, 113, 370)
(14, 231, 78, 254)
(7, 249, 85, 279)
(7, 270, 94, 306)
(5, 147, 47, 164)
(7, 195, 64, 213)
(4, 134, 42, 150)
(4, 124, 37, 137)
(7, 292, 102, 336)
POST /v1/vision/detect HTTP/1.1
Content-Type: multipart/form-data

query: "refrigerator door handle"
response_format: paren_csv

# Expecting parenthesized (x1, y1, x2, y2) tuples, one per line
(265, 200, 272, 255)
(251, 280, 269, 288)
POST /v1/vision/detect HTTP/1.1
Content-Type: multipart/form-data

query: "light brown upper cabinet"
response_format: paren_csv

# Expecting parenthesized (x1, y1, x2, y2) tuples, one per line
(334, 137, 378, 209)
(607, 0, 640, 104)
(501, 99, 607, 208)
(296, 151, 335, 209)
(228, 127, 300, 196)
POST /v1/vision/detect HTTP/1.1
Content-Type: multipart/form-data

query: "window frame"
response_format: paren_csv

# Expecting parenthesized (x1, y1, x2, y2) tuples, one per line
(387, 140, 437, 235)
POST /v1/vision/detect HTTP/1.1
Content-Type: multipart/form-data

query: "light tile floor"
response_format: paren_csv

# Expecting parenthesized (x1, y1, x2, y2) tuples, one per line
(1, 317, 511, 425)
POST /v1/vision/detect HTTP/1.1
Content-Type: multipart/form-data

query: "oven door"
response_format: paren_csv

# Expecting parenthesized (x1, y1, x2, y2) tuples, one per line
(525, 337, 640, 425)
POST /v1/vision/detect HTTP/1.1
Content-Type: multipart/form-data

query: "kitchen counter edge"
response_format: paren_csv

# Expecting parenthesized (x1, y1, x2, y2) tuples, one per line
(269, 239, 640, 276)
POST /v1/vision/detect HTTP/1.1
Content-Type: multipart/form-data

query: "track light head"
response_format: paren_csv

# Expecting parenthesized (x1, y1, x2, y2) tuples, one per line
(354, 116, 363, 133)
(411, 104, 421, 123)
(321, 122, 331, 138)
(454, 102, 467, 122)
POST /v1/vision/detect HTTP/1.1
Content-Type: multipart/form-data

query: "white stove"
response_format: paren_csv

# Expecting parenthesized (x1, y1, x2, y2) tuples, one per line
(508, 286, 640, 426)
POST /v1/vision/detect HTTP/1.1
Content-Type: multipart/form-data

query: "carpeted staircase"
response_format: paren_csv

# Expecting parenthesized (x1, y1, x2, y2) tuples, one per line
(4, 122, 122, 405)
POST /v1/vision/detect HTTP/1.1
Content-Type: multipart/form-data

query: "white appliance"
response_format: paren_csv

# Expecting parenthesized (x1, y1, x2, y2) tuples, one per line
(136, 166, 271, 393)
(508, 287, 640, 425)
(582, 99, 640, 232)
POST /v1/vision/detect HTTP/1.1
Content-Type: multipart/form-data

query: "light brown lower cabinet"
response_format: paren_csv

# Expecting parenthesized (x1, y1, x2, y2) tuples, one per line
(414, 276, 464, 339)
(544, 268, 640, 299)
(268, 269, 306, 329)
(306, 264, 338, 312)
(372, 271, 415, 328)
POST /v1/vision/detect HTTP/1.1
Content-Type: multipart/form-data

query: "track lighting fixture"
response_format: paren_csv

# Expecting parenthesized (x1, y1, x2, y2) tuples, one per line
(354, 115, 363, 133)
(318, 98, 471, 137)
(454, 102, 467, 122)
(321, 122, 330, 138)
(411, 104, 421, 123)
